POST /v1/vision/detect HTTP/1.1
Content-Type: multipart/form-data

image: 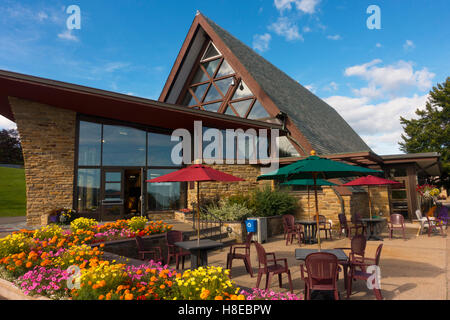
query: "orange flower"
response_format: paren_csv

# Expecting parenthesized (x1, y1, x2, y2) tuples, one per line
(215, 296, 223, 300)
(25, 261, 33, 268)
(159, 284, 165, 290)
(98, 295, 105, 300)
(15, 260, 22, 267)
(124, 293, 134, 300)
(200, 289, 210, 300)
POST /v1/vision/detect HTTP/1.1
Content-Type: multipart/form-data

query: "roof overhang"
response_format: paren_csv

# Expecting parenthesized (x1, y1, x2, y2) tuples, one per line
(278, 151, 384, 168)
(381, 152, 442, 176)
(0, 69, 283, 133)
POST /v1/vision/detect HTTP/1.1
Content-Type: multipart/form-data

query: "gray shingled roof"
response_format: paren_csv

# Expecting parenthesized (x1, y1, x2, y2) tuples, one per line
(203, 15, 372, 155)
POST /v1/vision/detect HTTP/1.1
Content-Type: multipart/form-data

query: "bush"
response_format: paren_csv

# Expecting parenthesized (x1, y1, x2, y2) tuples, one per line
(33, 224, 64, 241)
(205, 200, 254, 222)
(127, 216, 148, 232)
(250, 186, 298, 217)
(70, 218, 98, 233)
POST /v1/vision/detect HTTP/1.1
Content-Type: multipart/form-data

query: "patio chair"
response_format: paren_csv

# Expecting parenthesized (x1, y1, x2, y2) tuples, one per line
(165, 230, 190, 270)
(300, 252, 340, 300)
(425, 215, 445, 237)
(347, 244, 383, 300)
(135, 236, 163, 263)
(335, 234, 367, 287)
(351, 213, 367, 236)
(254, 241, 293, 293)
(318, 215, 333, 240)
(388, 214, 407, 240)
(226, 232, 254, 278)
(339, 214, 364, 239)
(283, 215, 305, 246)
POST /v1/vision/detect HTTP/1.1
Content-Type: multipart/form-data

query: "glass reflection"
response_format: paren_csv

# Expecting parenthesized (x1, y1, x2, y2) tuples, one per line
(77, 169, 100, 211)
(78, 121, 102, 166)
(147, 169, 181, 210)
(102, 125, 146, 166)
(148, 132, 181, 166)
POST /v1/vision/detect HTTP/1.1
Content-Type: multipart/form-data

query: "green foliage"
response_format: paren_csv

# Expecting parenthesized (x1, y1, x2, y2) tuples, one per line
(70, 218, 98, 232)
(127, 216, 148, 232)
(205, 199, 254, 222)
(399, 77, 450, 189)
(250, 186, 299, 217)
(0, 129, 23, 165)
(33, 224, 64, 241)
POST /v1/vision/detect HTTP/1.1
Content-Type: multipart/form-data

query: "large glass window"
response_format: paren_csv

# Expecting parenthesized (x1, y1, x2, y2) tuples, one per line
(148, 132, 182, 167)
(147, 169, 181, 211)
(78, 121, 102, 166)
(77, 169, 101, 211)
(102, 125, 146, 166)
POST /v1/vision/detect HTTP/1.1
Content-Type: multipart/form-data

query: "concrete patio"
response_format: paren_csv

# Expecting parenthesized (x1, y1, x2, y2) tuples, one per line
(195, 223, 449, 300)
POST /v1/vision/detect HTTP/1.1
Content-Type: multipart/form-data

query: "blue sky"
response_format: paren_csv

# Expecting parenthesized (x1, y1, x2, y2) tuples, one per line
(0, 0, 449, 155)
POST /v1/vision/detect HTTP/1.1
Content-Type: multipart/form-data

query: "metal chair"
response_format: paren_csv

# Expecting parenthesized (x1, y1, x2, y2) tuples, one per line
(300, 252, 340, 300)
(226, 232, 254, 278)
(254, 241, 293, 293)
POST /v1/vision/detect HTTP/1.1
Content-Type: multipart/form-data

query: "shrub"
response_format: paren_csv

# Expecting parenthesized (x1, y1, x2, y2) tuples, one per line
(251, 186, 298, 217)
(127, 216, 148, 232)
(226, 194, 253, 208)
(70, 218, 98, 233)
(33, 224, 64, 241)
(0, 232, 34, 258)
(205, 200, 254, 222)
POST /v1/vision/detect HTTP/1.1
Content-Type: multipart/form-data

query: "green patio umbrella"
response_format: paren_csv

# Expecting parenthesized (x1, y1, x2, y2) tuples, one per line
(258, 151, 382, 249)
(281, 179, 337, 220)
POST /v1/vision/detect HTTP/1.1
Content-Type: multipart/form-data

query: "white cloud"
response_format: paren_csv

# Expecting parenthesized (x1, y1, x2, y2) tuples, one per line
(57, 29, 79, 42)
(269, 17, 303, 41)
(304, 83, 316, 93)
(327, 34, 341, 40)
(403, 40, 415, 51)
(375, 43, 382, 48)
(302, 26, 312, 33)
(345, 59, 435, 99)
(253, 33, 272, 53)
(274, 0, 321, 14)
(0, 116, 16, 130)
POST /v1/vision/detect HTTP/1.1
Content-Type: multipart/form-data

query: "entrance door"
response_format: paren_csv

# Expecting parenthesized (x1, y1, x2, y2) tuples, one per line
(101, 169, 125, 221)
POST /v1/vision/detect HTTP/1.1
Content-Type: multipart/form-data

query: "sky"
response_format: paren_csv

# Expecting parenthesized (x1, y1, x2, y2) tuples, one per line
(0, 0, 449, 155)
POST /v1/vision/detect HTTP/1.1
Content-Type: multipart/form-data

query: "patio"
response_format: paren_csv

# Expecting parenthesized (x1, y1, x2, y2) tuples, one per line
(172, 222, 449, 300)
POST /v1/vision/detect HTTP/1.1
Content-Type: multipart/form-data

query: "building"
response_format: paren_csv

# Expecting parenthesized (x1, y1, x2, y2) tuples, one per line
(0, 13, 441, 226)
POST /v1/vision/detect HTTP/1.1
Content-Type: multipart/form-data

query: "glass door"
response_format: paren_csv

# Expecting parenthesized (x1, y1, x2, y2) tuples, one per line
(101, 169, 124, 221)
(390, 177, 409, 218)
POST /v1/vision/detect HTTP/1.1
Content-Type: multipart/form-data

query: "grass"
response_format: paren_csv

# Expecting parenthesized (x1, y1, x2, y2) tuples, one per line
(0, 167, 26, 217)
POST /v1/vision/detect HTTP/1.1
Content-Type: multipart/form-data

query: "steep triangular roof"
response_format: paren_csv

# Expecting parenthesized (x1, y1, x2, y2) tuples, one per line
(160, 13, 372, 155)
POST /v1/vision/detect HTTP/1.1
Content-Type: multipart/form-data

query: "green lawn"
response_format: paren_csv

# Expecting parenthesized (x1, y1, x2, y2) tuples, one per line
(0, 167, 26, 217)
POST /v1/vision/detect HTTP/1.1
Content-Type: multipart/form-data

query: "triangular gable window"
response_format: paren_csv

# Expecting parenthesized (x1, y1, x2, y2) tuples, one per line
(179, 41, 272, 120)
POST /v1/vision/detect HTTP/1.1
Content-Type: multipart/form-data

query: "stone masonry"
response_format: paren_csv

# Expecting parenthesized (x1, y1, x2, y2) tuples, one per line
(9, 97, 76, 226)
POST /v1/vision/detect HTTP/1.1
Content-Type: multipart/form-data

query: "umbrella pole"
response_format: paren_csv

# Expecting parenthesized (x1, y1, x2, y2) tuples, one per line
(197, 181, 200, 244)
(368, 185, 372, 220)
(307, 186, 311, 220)
(313, 173, 321, 251)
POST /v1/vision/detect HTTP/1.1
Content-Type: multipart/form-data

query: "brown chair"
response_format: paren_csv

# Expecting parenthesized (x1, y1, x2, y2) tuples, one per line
(254, 241, 293, 293)
(425, 215, 445, 237)
(300, 252, 340, 300)
(166, 230, 190, 270)
(351, 213, 367, 235)
(135, 236, 163, 262)
(388, 214, 406, 240)
(226, 232, 254, 278)
(318, 215, 333, 240)
(335, 234, 367, 288)
(338, 214, 364, 239)
(347, 244, 383, 300)
(283, 215, 305, 246)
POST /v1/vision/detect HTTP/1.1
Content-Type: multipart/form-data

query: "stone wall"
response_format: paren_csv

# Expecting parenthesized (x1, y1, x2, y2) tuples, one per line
(186, 163, 271, 208)
(9, 97, 76, 226)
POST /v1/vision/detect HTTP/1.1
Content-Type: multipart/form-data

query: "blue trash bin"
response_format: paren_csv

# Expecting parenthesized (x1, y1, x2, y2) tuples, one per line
(246, 219, 257, 233)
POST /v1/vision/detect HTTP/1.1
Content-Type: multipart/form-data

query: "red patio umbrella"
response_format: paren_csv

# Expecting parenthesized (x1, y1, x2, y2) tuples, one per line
(342, 175, 401, 219)
(146, 164, 244, 242)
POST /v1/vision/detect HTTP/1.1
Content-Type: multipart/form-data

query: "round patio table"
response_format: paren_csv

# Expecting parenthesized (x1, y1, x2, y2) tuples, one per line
(360, 218, 386, 241)
(174, 239, 224, 269)
(296, 220, 318, 244)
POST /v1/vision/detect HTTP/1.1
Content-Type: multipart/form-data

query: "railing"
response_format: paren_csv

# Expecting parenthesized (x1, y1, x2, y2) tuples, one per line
(190, 202, 224, 242)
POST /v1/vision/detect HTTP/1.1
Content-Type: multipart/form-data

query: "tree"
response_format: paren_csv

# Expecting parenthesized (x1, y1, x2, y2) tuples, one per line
(399, 77, 450, 190)
(0, 129, 23, 164)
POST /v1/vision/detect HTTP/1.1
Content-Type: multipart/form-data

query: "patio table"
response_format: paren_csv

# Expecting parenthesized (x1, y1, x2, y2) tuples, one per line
(296, 220, 318, 244)
(175, 239, 224, 269)
(360, 218, 386, 241)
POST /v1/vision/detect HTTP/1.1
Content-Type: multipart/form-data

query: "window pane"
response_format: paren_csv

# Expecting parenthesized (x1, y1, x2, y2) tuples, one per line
(203, 84, 221, 103)
(105, 183, 122, 201)
(102, 125, 146, 166)
(182, 91, 197, 106)
(192, 67, 209, 84)
(232, 80, 253, 100)
(202, 43, 220, 60)
(77, 169, 100, 211)
(231, 99, 253, 117)
(225, 106, 237, 116)
(247, 100, 270, 119)
(147, 169, 181, 210)
(202, 59, 221, 77)
(202, 102, 222, 112)
(105, 172, 121, 182)
(278, 136, 300, 158)
(148, 132, 182, 166)
(78, 121, 102, 166)
(191, 83, 209, 102)
(214, 77, 233, 96)
(216, 60, 234, 77)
